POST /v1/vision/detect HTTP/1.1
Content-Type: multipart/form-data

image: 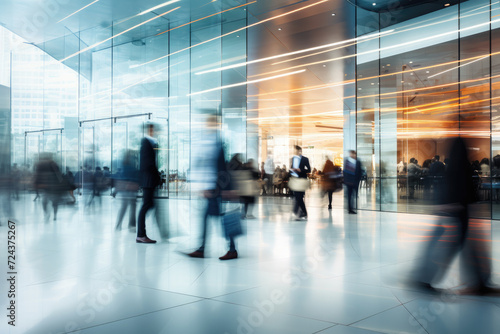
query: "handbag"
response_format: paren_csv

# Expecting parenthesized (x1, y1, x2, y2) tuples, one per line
(288, 177, 310, 192)
(222, 205, 244, 239)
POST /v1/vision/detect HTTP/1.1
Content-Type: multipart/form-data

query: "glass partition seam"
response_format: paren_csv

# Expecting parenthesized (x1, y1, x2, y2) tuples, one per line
(490, 0, 493, 219)
(189, 21, 192, 201)
(377, 12, 381, 212)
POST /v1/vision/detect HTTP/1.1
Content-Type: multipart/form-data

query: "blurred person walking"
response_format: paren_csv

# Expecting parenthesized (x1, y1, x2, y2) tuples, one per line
(241, 159, 259, 219)
(407, 158, 421, 200)
(136, 123, 161, 244)
(34, 153, 65, 221)
(289, 145, 311, 221)
(264, 154, 274, 195)
(64, 167, 76, 204)
(344, 150, 362, 214)
(413, 137, 499, 295)
(187, 115, 239, 260)
(322, 157, 342, 210)
(115, 150, 139, 231)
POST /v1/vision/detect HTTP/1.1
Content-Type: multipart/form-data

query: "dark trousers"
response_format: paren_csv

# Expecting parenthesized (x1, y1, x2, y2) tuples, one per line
(137, 188, 154, 238)
(116, 193, 136, 229)
(293, 191, 307, 217)
(199, 197, 236, 252)
(327, 190, 333, 206)
(417, 207, 490, 287)
(347, 185, 357, 212)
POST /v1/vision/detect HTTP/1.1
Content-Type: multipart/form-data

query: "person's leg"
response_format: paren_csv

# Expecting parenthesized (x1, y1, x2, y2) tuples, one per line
(353, 187, 358, 211)
(42, 192, 49, 219)
(293, 191, 300, 216)
(228, 236, 236, 252)
(52, 194, 59, 220)
(328, 190, 333, 207)
(298, 191, 307, 217)
(197, 200, 211, 252)
(115, 196, 127, 229)
(128, 195, 137, 228)
(347, 186, 353, 212)
(137, 188, 154, 238)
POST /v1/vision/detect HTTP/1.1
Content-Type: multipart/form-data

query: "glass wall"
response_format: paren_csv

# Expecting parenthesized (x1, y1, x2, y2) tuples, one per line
(1, 2, 249, 199)
(355, 1, 499, 218)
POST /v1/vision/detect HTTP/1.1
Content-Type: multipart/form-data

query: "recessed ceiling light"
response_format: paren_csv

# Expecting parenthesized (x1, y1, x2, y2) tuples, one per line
(409, 61, 413, 64)
(386, 64, 391, 66)
(331, 13, 336, 16)
(323, 64, 326, 67)
(426, 71, 430, 73)
(444, 3, 450, 7)
(236, 35, 240, 37)
(372, 2, 376, 6)
(278, 28, 282, 31)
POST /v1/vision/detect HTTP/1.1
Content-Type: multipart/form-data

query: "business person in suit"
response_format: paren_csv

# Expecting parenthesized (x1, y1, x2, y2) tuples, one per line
(136, 123, 161, 244)
(290, 145, 311, 221)
(344, 150, 362, 214)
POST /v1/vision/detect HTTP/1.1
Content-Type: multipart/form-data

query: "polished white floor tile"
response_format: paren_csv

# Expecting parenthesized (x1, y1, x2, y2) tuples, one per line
(0, 193, 499, 334)
(77, 299, 333, 334)
(350, 305, 426, 333)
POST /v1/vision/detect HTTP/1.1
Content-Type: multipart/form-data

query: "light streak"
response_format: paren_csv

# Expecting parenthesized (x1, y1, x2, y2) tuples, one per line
(188, 70, 306, 96)
(59, 7, 180, 63)
(138, 0, 180, 15)
(130, 0, 330, 68)
(57, 0, 100, 23)
(156, 1, 256, 36)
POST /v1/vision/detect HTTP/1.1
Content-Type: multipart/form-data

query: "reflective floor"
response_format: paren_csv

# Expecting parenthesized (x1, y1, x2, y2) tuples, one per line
(1, 192, 500, 334)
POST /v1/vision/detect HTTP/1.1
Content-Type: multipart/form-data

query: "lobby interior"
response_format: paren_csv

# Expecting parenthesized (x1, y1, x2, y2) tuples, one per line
(0, 0, 500, 333)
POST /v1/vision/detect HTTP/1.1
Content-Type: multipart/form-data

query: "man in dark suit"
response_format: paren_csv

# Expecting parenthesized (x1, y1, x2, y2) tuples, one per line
(344, 150, 362, 214)
(290, 145, 311, 220)
(136, 123, 161, 244)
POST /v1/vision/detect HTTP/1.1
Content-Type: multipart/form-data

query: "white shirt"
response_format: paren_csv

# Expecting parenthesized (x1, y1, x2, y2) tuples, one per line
(190, 132, 219, 191)
(291, 155, 301, 177)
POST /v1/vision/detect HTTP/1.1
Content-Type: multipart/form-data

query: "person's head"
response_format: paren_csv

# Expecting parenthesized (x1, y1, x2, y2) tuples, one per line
(145, 123, 155, 137)
(349, 150, 357, 159)
(410, 157, 415, 163)
(434, 155, 440, 161)
(295, 145, 302, 156)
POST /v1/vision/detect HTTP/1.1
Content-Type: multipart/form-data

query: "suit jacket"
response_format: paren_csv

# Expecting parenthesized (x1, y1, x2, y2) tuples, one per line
(290, 155, 311, 179)
(344, 158, 362, 187)
(140, 138, 160, 188)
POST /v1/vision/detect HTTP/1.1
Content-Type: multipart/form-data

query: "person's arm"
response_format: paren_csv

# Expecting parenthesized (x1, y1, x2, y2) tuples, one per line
(305, 158, 311, 174)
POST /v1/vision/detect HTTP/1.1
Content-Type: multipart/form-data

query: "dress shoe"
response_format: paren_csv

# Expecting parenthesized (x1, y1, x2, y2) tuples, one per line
(136, 236, 156, 244)
(187, 250, 205, 258)
(328, 205, 332, 210)
(219, 251, 238, 260)
(349, 210, 357, 214)
(296, 216, 307, 221)
(458, 285, 500, 296)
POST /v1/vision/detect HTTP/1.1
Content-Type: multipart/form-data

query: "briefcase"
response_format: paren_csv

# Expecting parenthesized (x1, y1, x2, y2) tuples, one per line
(222, 208, 244, 239)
